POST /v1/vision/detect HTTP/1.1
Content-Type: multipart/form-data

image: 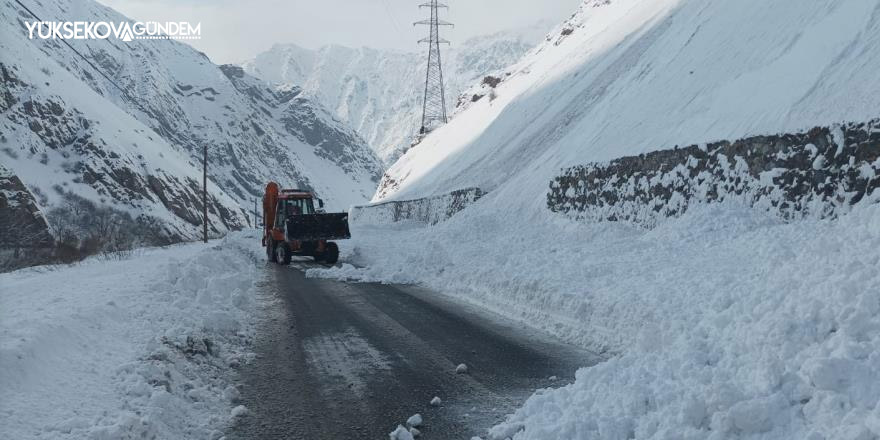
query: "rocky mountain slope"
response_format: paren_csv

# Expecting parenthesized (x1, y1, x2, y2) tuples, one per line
(0, 163, 53, 252)
(0, 0, 383, 248)
(242, 23, 552, 164)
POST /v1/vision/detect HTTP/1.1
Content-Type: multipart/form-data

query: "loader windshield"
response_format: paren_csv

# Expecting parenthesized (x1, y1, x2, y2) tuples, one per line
(281, 198, 315, 217)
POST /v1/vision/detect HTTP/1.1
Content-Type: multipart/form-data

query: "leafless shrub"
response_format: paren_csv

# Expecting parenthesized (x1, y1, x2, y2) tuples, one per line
(44, 192, 169, 263)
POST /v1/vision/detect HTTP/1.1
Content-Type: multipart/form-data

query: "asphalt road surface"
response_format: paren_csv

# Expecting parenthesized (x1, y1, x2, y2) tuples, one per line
(227, 259, 598, 440)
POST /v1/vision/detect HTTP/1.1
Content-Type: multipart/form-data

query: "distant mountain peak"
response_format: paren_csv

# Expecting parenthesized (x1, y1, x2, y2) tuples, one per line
(242, 21, 555, 165)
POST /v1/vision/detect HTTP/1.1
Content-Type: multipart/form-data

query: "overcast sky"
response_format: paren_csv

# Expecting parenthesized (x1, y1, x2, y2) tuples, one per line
(95, 0, 581, 64)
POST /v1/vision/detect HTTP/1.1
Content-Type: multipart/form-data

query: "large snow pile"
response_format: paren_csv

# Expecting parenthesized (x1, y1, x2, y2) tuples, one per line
(484, 204, 880, 439)
(0, 231, 263, 439)
(314, 200, 880, 439)
(309, 0, 880, 438)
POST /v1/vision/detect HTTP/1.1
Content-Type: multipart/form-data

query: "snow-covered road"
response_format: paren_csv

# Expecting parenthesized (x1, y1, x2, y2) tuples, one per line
(226, 261, 595, 440)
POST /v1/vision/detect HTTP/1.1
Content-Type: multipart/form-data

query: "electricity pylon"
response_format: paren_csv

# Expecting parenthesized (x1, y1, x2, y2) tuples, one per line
(414, 1, 453, 135)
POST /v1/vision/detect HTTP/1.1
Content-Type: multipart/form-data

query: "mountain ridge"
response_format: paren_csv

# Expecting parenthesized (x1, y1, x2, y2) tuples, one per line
(242, 21, 555, 164)
(1, 0, 383, 251)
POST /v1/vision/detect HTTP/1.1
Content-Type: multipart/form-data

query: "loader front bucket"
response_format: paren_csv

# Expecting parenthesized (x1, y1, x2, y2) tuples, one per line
(284, 213, 351, 241)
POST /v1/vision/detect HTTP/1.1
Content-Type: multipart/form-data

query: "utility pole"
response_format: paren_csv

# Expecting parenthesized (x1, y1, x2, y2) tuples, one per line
(202, 144, 208, 243)
(415, 0, 452, 135)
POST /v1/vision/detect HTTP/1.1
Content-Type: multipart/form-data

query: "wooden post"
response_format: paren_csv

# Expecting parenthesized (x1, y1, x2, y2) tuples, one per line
(203, 144, 208, 243)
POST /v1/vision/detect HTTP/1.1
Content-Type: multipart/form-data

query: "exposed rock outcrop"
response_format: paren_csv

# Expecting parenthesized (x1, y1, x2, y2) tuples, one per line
(0, 164, 53, 248)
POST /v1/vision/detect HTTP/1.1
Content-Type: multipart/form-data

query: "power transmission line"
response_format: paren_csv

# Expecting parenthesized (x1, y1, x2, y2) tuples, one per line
(11, 0, 147, 114)
(414, 0, 452, 135)
(377, 0, 405, 36)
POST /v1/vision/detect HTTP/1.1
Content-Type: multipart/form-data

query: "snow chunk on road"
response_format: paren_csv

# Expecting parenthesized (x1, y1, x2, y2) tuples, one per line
(389, 425, 415, 440)
(407, 413, 423, 427)
(430, 396, 442, 406)
(231, 405, 249, 418)
(456, 363, 468, 374)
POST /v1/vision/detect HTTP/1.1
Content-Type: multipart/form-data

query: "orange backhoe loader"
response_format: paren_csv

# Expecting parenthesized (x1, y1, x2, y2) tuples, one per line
(262, 182, 350, 265)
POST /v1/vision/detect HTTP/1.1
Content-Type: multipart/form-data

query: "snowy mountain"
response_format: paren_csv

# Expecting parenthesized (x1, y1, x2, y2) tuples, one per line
(0, 0, 382, 247)
(241, 23, 553, 164)
(378, 0, 880, 203)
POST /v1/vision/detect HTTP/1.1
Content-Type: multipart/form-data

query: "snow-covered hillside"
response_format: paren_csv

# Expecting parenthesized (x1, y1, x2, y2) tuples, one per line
(308, 0, 880, 438)
(378, 0, 880, 204)
(1, 0, 382, 246)
(242, 23, 552, 164)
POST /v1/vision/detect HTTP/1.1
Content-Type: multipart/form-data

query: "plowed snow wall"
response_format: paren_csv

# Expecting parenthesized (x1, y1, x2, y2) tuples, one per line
(352, 188, 485, 225)
(548, 120, 880, 228)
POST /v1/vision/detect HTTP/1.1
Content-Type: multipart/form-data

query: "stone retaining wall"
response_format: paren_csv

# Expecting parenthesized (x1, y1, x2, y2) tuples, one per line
(547, 120, 880, 227)
(351, 187, 485, 226)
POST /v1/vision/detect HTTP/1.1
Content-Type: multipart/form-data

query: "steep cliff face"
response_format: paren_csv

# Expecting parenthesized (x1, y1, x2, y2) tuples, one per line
(242, 24, 552, 164)
(0, 0, 383, 248)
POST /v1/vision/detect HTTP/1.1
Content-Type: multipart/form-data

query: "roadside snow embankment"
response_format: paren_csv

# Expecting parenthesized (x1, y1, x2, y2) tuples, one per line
(314, 0, 880, 436)
(0, 231, 262, 439)
(309, 198, 880, 439)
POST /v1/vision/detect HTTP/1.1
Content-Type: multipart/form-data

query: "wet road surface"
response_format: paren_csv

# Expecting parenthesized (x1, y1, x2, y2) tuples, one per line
(227, 259, 598, 439)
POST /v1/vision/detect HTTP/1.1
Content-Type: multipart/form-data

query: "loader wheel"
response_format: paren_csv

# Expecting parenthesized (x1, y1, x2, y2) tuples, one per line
(323, 242, 339, 265)
(275, 242, 292, 265)
(267, 239, 277, 263)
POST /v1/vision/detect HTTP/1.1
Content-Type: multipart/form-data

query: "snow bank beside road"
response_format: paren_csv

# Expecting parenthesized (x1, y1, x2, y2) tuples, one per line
(321, 0, 880, 437)
(0, 232, 262, 439)
(485, 208, 880, 440)
(310, 199, 880, 439)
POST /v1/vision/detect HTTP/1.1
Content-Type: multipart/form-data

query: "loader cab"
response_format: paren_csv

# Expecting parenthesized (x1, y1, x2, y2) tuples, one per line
(274, 197, 316, 227)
